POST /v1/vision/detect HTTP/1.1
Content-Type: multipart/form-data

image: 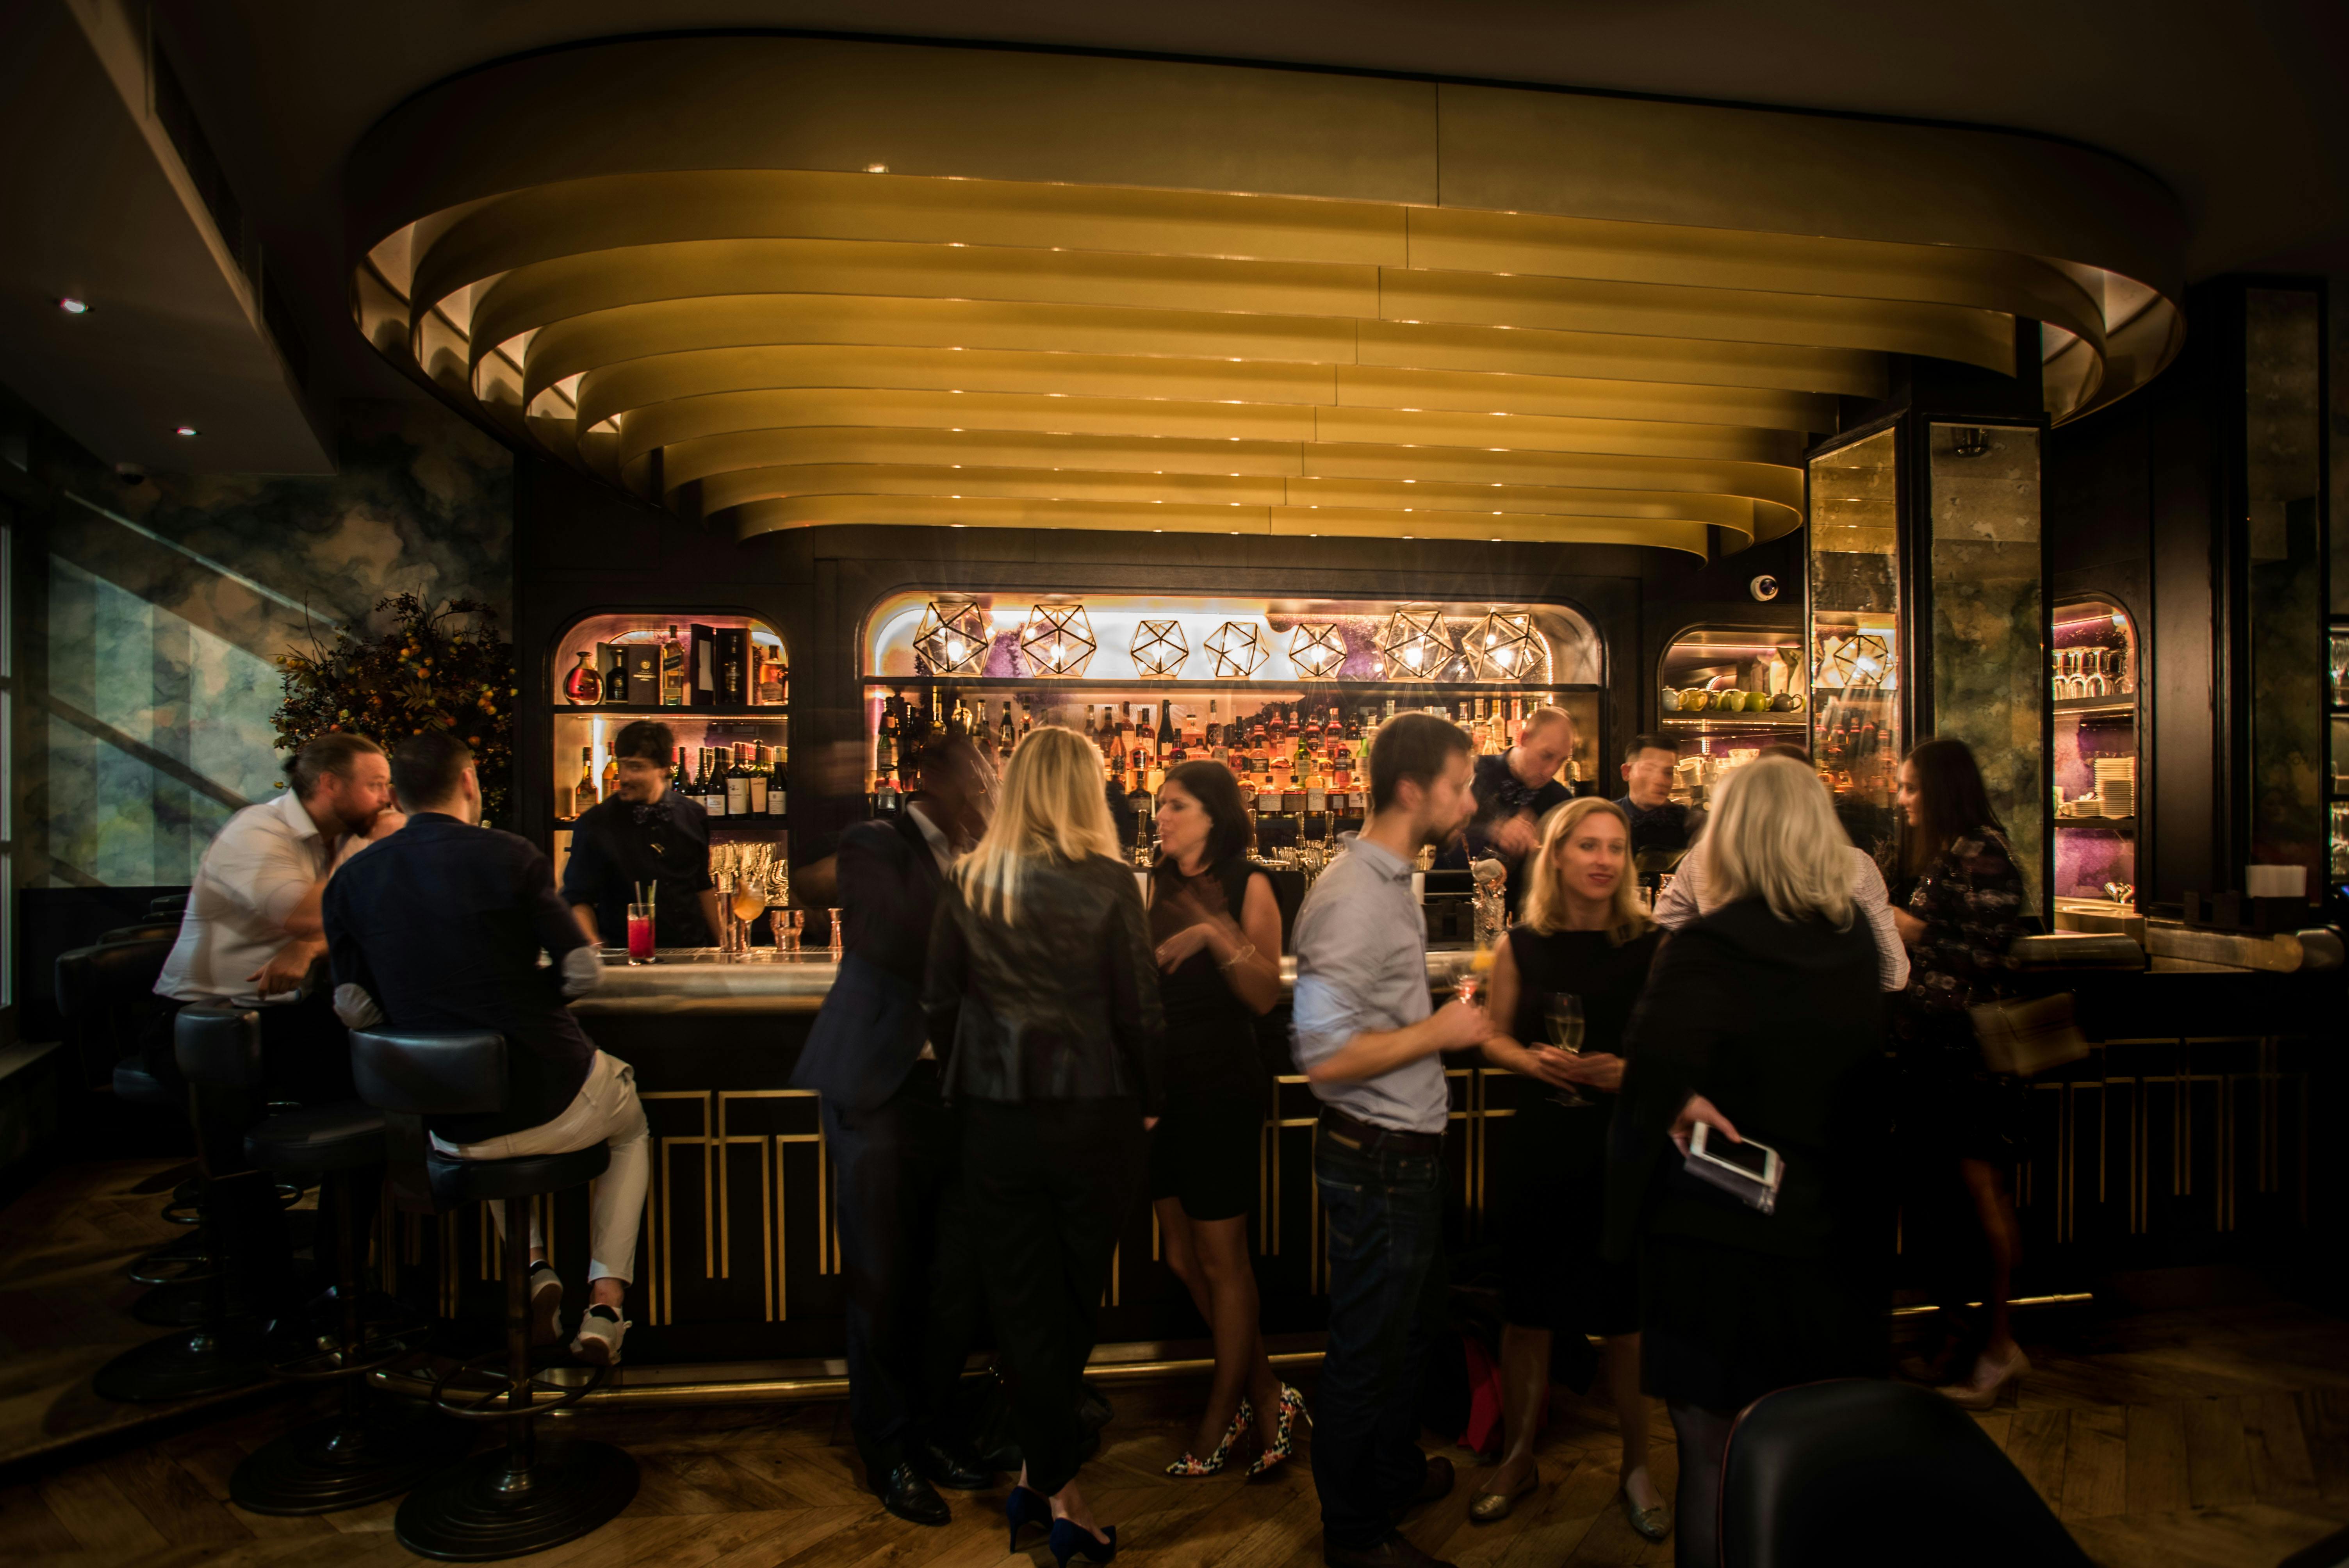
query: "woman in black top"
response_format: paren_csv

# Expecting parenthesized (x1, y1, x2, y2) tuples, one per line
(1890, 738, 2030, 1409)
(1474, 798, 1667, 1538)
(925, 726, 1164, 1563)
(1146, 761, 1300, 1479)
(1609, 756, 1888, 1568)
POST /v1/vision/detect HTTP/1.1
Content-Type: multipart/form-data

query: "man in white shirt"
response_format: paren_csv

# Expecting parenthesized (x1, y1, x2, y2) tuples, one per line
(150, 732, 402, 1099)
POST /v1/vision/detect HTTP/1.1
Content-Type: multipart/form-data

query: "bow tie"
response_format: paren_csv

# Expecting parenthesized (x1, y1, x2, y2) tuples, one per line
(630, 800, 666, 826)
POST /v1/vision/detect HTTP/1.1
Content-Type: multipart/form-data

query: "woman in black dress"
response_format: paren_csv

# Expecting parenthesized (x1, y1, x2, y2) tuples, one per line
(1609, 756, 1888, 1568)
(1147, 761, 1302, 1477)
(1474, 798, 1667, 1539)
(1890, 738, 2030, 1408)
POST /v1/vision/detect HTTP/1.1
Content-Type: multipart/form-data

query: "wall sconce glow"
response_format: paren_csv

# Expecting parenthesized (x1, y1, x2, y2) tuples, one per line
(1203, 620, 1268, 679)
(1463, 611, 1538, 681)
(57, 298, 91, 315)
(1379, 609, 1448, 681)
(1129, 618, 1189, 678)
(1289, 621, 1346, 679)
(1020, 603, 1096, 676)
(912, 599, 990, 675)
(174, 425, 200, 437)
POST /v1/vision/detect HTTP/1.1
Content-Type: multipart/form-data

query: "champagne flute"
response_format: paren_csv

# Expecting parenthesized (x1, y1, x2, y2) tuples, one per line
(1545, 993, 1590, 1108)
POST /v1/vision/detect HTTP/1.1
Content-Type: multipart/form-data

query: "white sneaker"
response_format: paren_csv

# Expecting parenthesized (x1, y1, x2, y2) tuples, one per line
(528, 1264, 563, 1347)
(571, 1306, 630, 1366)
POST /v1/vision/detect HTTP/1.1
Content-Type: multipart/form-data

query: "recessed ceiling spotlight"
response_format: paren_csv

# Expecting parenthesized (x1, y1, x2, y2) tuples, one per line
(864, 162, 888, 173)
(175, 425, 199, 437)
(58, 297, 91, 315)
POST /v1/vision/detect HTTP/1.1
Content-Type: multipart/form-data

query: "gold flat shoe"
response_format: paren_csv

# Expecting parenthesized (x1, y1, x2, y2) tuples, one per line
(1468, 1463, 1536, 1523)
(1620, 1486, 1671, 1541)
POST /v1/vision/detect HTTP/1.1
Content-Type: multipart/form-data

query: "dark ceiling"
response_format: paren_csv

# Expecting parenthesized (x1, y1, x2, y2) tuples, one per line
(151, 0, 2349, 412)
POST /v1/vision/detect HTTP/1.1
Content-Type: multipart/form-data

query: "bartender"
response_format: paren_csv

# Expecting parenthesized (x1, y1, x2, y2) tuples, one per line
(1615, 733, 1701, 862)
(1447, 705, 1578, 911)
(564, 719, 723, 949)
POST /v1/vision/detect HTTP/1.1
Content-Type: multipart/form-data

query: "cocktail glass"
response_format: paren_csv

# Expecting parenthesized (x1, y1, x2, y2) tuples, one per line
(626, 903, 657, 965)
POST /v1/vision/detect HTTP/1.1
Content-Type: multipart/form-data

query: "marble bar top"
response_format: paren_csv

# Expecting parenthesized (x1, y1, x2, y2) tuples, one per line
(572, 946, 1484, 1016)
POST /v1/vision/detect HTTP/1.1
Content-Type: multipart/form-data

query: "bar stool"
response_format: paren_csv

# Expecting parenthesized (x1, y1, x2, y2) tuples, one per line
(351, 1028, 637, 1561)
(94, 1004, 275, 1402)
(231, 1100, 442, 1513)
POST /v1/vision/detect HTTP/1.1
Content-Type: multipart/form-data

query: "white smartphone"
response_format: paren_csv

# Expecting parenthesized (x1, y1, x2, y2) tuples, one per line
(1686, 1123, 1784, 1213)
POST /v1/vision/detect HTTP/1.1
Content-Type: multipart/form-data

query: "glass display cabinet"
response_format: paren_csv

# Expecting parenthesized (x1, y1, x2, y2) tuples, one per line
(1656, 626, 1807, 809)
(2051, 597, 2139, 909)
(545, 611, 791, 874)
(860, 593, 1604, 852)
(1807, 427, 1905, 862)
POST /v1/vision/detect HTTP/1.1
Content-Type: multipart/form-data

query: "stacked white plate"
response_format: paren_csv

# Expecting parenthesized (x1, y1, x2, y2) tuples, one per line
(2093, 757, 2135, 816)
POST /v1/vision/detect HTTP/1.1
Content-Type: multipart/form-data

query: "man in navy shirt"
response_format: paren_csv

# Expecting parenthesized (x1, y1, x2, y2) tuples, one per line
(1615, 733, 1700, 864)
(326, 729, 649, 1366)
(1448, 706, 1578, 912)
(561, 720, 721, 950)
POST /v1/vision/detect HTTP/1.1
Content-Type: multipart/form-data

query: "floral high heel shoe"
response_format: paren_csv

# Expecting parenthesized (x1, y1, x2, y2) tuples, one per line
(1243, 1384, 1311, 1480)
(1166, 1399, 1253, 1477)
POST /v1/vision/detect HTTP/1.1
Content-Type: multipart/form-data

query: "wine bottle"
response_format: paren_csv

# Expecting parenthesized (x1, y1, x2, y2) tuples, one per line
(725, 745, 751, 816)
(746, 744, 770, 815)
(769, 750, 789, 817)
(1157, 703, 1177, 752)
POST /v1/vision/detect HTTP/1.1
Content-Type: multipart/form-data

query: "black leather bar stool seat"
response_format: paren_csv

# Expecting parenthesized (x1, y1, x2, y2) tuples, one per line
(95, 1005, 277, 1402)
(352, 1028, 635, 1561)
(232, 1099, 443, 1515)
(112, 1056, 172, 1107)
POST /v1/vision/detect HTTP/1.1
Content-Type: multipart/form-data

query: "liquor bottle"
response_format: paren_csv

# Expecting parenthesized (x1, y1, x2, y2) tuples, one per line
(1204, 701, 1221, 748)
(1083, 706, 1100, 746)
(725, 745, 752, 816)
(873, 772, 899, 816)
(699, 750, 723, 817)
(562, 650, 603, 705)
(672, 746, 690, 794)
(601, 743, 620, 803)
(660, 625, 686, 707)
(1256, 765, 1283, 820)
(768, 748, 789, 818)
(998, 702, 1016, 754)
(572, 746, 596, 816)
(1305, 756, 1327, 816)
(1105, 715, 1127, 768)
(1020, 707, 1033, 745)
(876, 708, 898, 774)
(1127, 768, 1153, 831)
(1117, 703, 1135, 754)
(1157, 703, 1177, 752)
(746, 744, 770, 815)
(754, 644, 788, 706)
(1347, 708, 1363, 741)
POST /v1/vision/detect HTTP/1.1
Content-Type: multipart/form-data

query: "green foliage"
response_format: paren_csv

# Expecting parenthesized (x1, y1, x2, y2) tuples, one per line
(273, 594, 517, 823)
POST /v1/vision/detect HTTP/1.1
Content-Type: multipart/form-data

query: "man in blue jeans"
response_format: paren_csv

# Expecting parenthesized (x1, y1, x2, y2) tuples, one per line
(1292, 713, 1491, 1568)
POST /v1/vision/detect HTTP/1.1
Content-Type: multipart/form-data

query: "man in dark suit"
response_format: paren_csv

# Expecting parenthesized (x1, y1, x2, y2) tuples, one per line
(791, 731, 995, 1524)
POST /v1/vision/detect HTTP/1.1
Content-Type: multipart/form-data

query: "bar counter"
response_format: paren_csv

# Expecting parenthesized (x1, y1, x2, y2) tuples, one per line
(370, 930, 2335, 1409)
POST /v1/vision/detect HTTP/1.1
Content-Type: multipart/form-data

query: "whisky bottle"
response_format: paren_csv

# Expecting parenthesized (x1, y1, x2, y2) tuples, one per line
(601, 743, 619, 803)
(572, 745, 596, 816)
(660, 626, 686, 707)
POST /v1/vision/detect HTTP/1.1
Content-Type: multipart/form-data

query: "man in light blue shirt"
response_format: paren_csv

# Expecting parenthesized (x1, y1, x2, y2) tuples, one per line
(1291, 713, 1489, 1568)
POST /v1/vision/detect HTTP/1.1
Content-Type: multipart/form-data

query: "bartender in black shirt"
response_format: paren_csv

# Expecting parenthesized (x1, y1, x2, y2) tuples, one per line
(1449, 705, 1579, 910)
(563, 720, 723, 949)
(1615, 732, 1701, 861)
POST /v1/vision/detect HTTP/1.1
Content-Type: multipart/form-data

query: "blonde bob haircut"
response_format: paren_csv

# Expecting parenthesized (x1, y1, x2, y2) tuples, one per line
(1517, 796, 1649, 941)
(1704, 755, 1855, 929)
(953, 724, 1119, 925)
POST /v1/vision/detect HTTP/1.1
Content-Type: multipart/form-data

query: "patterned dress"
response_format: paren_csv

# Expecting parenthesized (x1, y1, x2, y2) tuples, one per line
(1895, 828, 2027, 1161)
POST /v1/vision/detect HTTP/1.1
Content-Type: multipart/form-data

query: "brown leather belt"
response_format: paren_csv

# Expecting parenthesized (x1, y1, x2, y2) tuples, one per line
(1317, 1105, 1445, 1156)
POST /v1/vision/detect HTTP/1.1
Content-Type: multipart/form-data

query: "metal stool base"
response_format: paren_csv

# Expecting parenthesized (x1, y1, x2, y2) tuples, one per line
(230, 1404, 446, 1515)
(128, 1235, 208, 1283)
(93, 1320, 269, 1402)
(393, 1438, 637, 1561)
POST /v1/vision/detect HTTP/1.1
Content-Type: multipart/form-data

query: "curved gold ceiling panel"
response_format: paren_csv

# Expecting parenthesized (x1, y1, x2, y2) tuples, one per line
(348, 34, 2187, 558)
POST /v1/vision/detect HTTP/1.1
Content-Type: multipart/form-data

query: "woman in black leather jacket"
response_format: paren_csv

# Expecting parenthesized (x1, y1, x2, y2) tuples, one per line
(925, 724, 1164, 1563)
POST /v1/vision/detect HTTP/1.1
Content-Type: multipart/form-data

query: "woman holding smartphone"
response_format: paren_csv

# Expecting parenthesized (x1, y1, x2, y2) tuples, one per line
(925, 727, 1164, 1565)
(1476, 798, 1667, 1535)
(1146, 761, 1304, 1479)
(1608, 756, 1888, 1568)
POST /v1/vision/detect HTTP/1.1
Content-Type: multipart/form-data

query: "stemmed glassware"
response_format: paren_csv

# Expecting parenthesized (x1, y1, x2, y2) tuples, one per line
(1544, 993, 1589, 1108)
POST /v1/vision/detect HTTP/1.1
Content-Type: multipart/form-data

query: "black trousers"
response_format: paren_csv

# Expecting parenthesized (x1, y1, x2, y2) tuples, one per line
(961, 1096, 1145, 1497)
(822, 1062, 982, 1478)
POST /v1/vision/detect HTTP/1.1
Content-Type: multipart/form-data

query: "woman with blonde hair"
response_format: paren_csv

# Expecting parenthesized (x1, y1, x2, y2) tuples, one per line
(925, 725, 1164, 1565)
(1472, 797, 1668, 1539)
(1606, 755, 1889, 1568)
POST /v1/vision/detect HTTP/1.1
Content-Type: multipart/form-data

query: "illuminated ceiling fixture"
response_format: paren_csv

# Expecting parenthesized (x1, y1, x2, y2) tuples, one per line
(1816, 632, 1890, 688)
(913, 599, 990, 675)
(1289, 621, 1346, 679)
(174, 425, 200, 438)
(1462, 611, 1540, 682)
(1379, 609, 1449, 681)
(57, 298, 90, 315)
(1203, 620, 1268, 679)
(1129, 618, 1189, 678)
(1020, 602, 1096, 676)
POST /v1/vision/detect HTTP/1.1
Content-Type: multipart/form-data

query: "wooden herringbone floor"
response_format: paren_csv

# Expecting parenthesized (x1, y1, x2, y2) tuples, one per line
(5, 1163, 2347, 1568)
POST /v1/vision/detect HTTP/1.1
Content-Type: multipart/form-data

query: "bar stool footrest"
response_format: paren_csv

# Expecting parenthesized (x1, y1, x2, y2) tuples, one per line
(428, 1352, 608, 1420)
(393, 1438, 638, 1561)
